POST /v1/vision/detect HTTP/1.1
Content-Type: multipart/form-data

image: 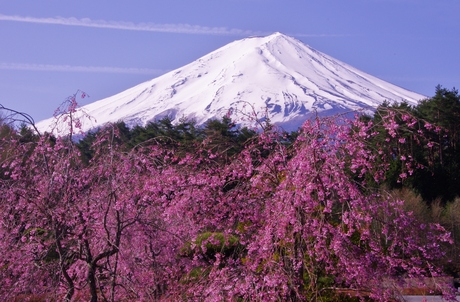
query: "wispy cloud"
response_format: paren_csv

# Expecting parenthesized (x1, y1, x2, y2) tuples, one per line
(0, 14, 345, 38)
(0, 13, 262, 36)
(0, 62, 167, 75)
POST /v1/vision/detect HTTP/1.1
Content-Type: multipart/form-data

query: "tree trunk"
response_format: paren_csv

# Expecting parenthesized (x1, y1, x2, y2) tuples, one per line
(88, 264, 98, 302)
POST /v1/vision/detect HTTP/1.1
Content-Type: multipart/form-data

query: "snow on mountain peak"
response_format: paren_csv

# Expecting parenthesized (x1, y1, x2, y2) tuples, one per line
(36, 32, 426, 134)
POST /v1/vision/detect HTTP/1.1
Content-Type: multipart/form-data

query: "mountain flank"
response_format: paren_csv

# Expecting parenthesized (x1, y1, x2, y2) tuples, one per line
(36, 32, 425, 133)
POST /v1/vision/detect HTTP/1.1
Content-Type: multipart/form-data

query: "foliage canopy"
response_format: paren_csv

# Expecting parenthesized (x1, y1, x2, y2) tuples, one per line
(0, 91, 457, 301)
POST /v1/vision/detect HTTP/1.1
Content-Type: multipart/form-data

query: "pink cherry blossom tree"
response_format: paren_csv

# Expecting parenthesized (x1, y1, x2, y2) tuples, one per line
(0, 100, 455, 301)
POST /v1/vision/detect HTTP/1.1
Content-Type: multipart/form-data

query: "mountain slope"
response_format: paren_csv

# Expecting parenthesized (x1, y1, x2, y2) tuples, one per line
(36, 32, 426, 133)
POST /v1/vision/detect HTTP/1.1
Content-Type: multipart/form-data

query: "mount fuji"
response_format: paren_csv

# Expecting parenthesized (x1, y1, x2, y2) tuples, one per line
(36, 32, 425, 133)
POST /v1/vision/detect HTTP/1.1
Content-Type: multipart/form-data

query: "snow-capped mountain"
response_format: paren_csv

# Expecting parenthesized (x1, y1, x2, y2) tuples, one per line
(36, 32, 425, 133)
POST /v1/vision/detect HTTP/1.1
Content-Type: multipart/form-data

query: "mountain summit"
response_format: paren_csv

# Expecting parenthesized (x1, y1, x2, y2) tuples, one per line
(37, 32, 425, 133)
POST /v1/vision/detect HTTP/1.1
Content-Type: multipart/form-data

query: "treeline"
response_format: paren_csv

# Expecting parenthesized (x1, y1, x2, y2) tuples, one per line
(77, 116, 259, 164)
(75, 85, 460, 205)
(367, 85, 460, 203)
(6, 85, 459, 206)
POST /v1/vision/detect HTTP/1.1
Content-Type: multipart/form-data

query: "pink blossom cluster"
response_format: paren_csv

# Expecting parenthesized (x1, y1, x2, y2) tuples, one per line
(0, 103, 455, 301)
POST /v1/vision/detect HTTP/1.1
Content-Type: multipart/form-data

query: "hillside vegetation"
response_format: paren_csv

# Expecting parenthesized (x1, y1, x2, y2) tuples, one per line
(1, 86, 459, 301)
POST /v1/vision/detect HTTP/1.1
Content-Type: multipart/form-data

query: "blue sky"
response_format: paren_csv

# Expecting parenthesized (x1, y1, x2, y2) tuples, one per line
(0, 0, 459, 122)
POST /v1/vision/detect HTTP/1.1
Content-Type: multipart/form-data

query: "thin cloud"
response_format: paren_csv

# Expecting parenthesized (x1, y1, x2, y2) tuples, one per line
(0, 14, 344, 37)
(0, 62, 167, 75)
(0, 14, 261, 36)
